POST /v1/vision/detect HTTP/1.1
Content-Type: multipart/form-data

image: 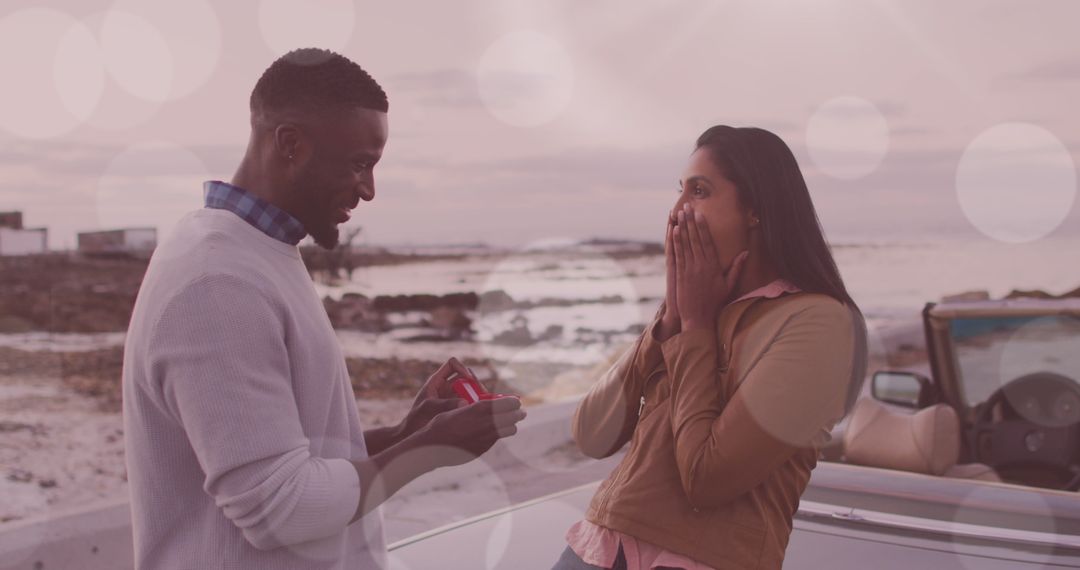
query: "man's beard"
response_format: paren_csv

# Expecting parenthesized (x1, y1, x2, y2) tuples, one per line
(307, 219, 340, 250)
(294, 169, 341, 250)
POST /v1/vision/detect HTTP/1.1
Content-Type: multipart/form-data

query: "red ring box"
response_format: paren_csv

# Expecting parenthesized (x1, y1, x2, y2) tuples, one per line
(449, 373, 517, 403)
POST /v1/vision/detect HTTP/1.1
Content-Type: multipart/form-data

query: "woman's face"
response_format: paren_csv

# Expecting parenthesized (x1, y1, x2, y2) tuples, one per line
(673, 148, 755, 270)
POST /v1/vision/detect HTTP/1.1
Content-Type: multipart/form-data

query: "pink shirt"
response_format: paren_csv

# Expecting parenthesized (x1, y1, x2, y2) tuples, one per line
(566, 278, 801, 569)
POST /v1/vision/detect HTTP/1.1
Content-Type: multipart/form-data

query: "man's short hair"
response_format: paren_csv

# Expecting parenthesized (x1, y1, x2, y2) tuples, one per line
(250, 48, 388, 124)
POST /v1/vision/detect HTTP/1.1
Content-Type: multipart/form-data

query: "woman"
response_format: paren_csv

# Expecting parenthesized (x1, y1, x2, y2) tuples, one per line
(554, 125, 868, 570)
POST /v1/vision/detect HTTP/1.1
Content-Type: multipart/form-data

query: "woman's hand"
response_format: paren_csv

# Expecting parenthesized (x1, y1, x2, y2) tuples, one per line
(656, 208, 681, 341)
(673, 204, 749, 332)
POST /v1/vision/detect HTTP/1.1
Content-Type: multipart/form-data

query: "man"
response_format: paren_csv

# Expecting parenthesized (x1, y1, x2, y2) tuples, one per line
(121, 48, 526, 569)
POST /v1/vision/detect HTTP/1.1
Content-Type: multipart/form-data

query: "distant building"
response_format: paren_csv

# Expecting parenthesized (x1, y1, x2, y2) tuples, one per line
(0, 211, 23, 230)
(0, 227, 47, 256)
(0, 211, 46, 255)
(77, 228, 157, 258)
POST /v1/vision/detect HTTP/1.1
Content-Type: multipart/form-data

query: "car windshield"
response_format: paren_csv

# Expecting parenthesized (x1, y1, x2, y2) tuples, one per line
(949, 314, 1080, 407)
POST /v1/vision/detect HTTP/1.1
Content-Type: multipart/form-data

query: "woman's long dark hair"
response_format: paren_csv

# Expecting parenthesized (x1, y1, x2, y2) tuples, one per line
(696, 125, 868, 412)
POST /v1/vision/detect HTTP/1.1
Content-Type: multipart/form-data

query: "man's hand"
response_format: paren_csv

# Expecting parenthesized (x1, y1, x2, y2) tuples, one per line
(397, 357, 473, 440)
(673, 204, 748, 332)
(656, 208, 681, 342)
(416, 396, 527, 465)
(351, 364, 526, 522)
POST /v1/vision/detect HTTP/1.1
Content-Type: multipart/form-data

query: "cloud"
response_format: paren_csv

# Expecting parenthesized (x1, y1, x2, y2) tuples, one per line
(890, 125, 933, 137)
(387, 69, 483, 109)
(806, 99, 908, 119)
(0, 139, 244, 179)
(370, 134, 1017, 243)
(365, 136, 1058, 246)
(1001, 59, 1080, 83)
(446, 144, 691, 196)
(383, 135, 971, 220)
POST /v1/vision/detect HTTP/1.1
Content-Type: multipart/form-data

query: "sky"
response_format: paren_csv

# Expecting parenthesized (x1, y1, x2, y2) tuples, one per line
(1, 0, 1078, 250)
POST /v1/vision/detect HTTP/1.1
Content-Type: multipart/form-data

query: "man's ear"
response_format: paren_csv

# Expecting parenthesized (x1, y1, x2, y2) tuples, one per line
(273, 123, 305, 163)
(747, 210, 761, 228)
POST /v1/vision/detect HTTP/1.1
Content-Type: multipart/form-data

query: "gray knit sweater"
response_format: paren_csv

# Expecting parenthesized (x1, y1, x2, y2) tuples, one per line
(122, 208, 386, 569)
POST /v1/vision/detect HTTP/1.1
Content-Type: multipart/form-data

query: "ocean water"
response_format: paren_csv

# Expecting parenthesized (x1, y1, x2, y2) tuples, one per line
(835, 236, 1080, 317)
(315, 235, 1080, 322)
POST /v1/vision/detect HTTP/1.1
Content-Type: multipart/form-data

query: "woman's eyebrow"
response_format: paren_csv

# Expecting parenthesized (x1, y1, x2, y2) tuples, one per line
(680, 175, 710, 186)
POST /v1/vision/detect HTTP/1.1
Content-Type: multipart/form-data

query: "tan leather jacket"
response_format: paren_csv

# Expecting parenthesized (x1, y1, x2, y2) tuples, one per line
(572, 292, 860, 569)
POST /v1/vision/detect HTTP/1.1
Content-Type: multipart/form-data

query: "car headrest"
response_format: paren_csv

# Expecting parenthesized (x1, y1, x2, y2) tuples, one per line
(842, 398, 960, 476)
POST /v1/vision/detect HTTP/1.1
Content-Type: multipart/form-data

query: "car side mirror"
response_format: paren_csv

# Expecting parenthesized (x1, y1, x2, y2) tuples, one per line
(871, 370, 936, 409)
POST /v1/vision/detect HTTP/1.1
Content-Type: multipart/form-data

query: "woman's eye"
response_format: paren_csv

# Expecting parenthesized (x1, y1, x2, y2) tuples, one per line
(677, 184, 707, 196)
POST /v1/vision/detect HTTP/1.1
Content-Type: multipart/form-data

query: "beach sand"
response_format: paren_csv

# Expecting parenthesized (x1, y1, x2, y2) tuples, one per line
(0, 367, 623, 545)
(0, 372, 126, 524)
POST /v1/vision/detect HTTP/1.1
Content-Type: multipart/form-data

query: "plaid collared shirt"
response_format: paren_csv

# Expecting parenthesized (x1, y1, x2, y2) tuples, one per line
(203, 180, 307, 246)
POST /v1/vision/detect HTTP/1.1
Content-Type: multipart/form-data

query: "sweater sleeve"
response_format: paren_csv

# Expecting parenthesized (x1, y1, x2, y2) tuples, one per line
(663, 301, 855, 509)
(148, 273, 362, 551)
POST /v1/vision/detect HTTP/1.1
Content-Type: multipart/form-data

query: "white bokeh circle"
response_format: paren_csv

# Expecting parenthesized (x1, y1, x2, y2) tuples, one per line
(996, 315, 1080, 427)
(743, 303, 869, 447)
(106, 0, 222, 101)
(95, 141, 209, 242)
(956, 123, 1077, 244)
(365, 445, 514, 568)
(806, 96, 891, 180)
(501, 352, 630, 478)
(258, 0, 356, 56)
(477, 30, 575, 128)
(0, 482, 50, 567)
(381, 552, 415, 570)
(483, 513, 513, 569)
(475, 245, 642, 398)
(498, 497, 587, 562)
(54, 18, 106, 124)
(100, 10, 174, 102)
(83, 75, 165, 131)
(0, 8, 104, 139)
(80, 10, 163, 130)
(276, 435, 385, 564)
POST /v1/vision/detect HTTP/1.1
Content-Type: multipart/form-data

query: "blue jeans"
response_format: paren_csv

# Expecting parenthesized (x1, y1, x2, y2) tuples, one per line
(552, 543, 627, 570)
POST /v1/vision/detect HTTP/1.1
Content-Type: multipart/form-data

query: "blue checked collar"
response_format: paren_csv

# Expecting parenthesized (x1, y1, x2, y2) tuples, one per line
(203, 181, 307, 246)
